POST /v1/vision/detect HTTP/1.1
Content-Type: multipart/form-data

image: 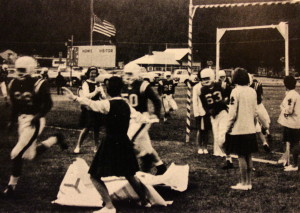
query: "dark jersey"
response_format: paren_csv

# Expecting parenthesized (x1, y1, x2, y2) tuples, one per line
(250, 79, 263, 104)
(158, 79, 176, 95)
(199, 82, 228, 117)
(9, 76, 53, 121)
(121, 80, 161, 118)
(220, 79, 232, 104)
(0, 68, 8, 82)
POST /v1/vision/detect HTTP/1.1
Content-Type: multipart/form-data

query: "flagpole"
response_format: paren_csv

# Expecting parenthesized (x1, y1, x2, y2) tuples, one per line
(90, 0, 93, 46)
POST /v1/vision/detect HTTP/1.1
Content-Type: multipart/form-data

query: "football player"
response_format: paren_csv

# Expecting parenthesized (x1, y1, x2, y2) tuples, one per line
(158, 71, 178, 122)
(2, 56, 68, 198)
(218, 70, 232, 104)
(0, 64, 9, 105)
(248, 74, 272, 153)
(194, 68, 233, 169)
(193, 72, 210, 155)
(121, 64, 167, 175)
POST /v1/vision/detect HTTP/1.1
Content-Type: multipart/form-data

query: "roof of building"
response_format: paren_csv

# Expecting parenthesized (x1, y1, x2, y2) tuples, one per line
(163, 48, 189, 61)
(130, 48, 189, 65)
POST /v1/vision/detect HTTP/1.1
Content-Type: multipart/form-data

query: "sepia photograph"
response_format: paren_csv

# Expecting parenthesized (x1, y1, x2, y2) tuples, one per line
(0, 0, 300, 212)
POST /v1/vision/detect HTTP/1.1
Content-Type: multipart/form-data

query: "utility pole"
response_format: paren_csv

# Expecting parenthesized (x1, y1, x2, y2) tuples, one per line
(67, 35, 74, 87)
(90, 0, 94, 46)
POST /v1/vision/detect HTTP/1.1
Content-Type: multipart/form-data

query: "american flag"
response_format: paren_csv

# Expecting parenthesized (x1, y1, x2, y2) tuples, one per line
(93, 15, 116, 37)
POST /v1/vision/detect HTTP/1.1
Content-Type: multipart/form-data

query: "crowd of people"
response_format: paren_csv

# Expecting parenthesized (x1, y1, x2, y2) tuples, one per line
(0, 56, 299, 212)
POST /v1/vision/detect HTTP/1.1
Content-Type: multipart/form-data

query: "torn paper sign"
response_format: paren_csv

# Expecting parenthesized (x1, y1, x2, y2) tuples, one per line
(52, 158, 173, 207)
(51, 158, 103, 207)
(136, 162, 189, 192)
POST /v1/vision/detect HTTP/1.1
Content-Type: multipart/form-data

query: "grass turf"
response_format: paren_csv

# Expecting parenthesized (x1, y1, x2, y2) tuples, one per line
(0, 78, 300, 213)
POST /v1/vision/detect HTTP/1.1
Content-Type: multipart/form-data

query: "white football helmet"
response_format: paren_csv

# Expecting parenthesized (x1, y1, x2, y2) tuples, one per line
(41, 67, 48, 73)
(200, 68, 215, 86)
(164, 71, 172, 79)
(218, 70, 226, 82)
(15, 56, 37, 79)
(123, 63, 143, 85)
(2, 64, 8, 70)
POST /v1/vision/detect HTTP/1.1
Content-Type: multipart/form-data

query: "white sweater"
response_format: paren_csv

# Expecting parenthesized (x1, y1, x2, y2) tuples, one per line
(278, 89, 300, 129)
(226, 85, 257, 135)
(192, 82, 206, 117)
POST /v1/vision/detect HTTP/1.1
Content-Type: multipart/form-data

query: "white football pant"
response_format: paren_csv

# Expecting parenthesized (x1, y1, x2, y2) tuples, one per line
(210, 110, 229, 157)
(11, 114, 45, 160)
(0, 81, 7, 98)
(162, 94, 178, 113)
(127, 112, 154, 157)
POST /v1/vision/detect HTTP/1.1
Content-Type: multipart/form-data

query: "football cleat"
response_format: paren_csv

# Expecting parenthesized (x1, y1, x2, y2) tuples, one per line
(197, 148, 204, 154)
(73, 146, 80, 154)
(263, 143, 271, 153)
(93, 146, 98, 153)
(231, 183, 251, 190)
(137, 200, 152, 208)
(2, 185, 15, 198)
(284, 165, 298, 172)
(54, 133, 68, 150)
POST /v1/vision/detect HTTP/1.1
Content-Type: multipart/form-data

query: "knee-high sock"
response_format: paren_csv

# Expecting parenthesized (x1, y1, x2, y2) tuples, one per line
(238, 156, 247, 185)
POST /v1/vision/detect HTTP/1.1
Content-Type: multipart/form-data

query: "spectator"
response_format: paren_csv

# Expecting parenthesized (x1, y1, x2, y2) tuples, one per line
(278, 76, 300, 171)
(55, 71, 65, 95)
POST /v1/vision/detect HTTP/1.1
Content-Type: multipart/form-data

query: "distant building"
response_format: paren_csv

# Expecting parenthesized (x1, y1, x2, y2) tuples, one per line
(130, 48, 201, 72)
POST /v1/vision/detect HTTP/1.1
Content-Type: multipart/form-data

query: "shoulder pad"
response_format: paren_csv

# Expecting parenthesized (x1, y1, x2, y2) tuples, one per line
(140, 81, 150, 94)
(8, 79, 15, 90)
(34, 79, 46, 93)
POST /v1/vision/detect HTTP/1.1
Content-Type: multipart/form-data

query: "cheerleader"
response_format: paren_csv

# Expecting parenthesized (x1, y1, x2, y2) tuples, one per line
(63, 77, 150, 213)
(74, 67, 106, 154)
(226, 68, 264, 190)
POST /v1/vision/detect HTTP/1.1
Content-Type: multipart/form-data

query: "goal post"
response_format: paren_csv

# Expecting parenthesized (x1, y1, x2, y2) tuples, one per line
(216, 22, 289, 78)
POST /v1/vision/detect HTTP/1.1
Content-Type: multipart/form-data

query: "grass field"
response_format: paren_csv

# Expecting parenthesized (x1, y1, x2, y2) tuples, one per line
(0, 78, 300, 213)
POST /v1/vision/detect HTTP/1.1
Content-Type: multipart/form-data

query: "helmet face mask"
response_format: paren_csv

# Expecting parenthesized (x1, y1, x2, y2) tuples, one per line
(200, 68, 215, 86)
(123, 71, 139, 85)
(15, 56, 37, 79)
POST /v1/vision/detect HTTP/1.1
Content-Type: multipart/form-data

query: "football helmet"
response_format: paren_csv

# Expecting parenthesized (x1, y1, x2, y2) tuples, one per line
(218, 70, 226, 82)
(41, 67, 48, 73)
(123, 63, 143, 85)
(2, 64, 8, 70)
(15, 56, 37, 78)
(164, 71, 172, 79)
(200, 68, 215, 86)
